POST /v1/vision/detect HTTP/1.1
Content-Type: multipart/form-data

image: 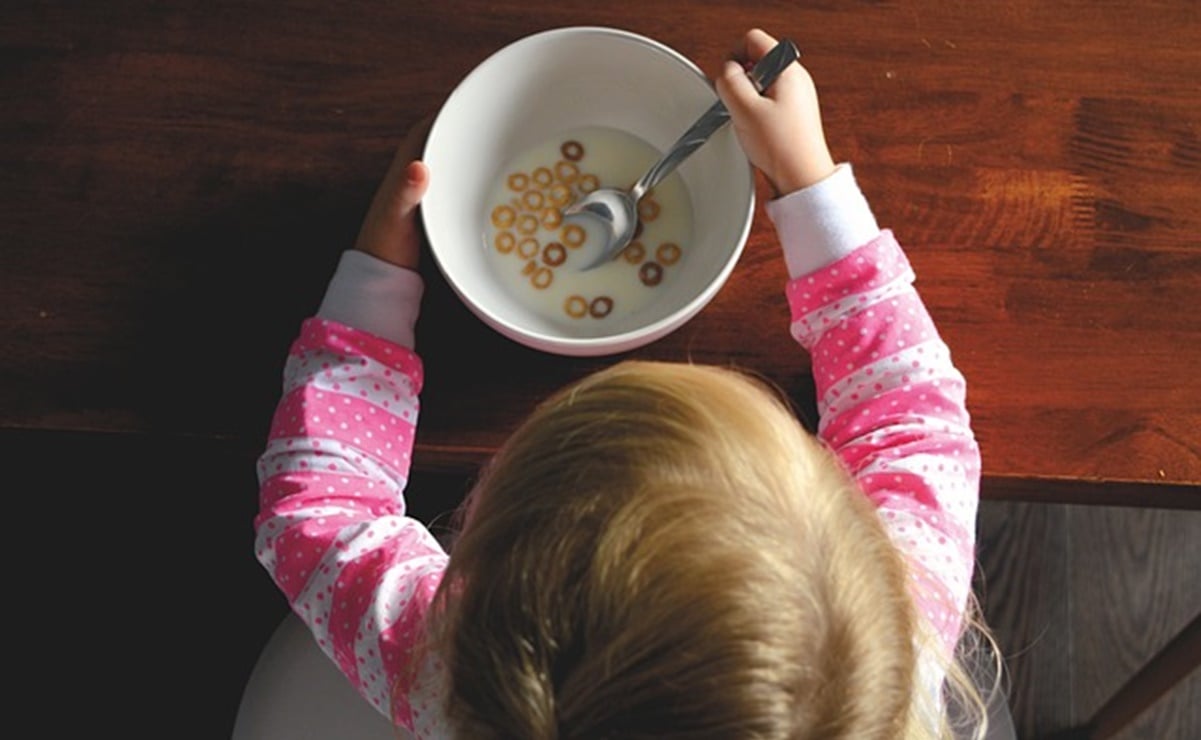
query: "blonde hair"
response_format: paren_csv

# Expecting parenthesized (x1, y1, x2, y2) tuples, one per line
(425, 360, 997, 739)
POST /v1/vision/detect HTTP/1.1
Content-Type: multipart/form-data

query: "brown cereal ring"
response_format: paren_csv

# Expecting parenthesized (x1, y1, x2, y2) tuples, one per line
(639, 261, 664, 286)
(554, 160, 579, 184)
(561, 140, 584, 161)
(491, 204, 516, 229)
(531, 266, 553, 290)
(578, 174, 599, 193)
(561, 223, 586, 248)
(620, 240, 646, 264)
(494, 231, 516, 254)
(564, 294, 588, 318)
(507, 172, 529, 192)
(516, 213, 539, 235)
(542, 241, 567, 266)
(547, 183, 572, 208)
(522, 259, 537, 276)
(541, 206, 563, 229)
(521, 189, 545, 210)
(589, 296, 614, 318)
(532, 166, 553, 188)
(517, 237, 540, 259)
(655, 241, 682, 266)
(637, 198, 660, 221)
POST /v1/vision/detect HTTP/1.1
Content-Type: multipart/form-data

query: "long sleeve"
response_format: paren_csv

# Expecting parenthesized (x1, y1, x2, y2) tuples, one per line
(768, 169, 981, 658)
(254, 251, 451, 736)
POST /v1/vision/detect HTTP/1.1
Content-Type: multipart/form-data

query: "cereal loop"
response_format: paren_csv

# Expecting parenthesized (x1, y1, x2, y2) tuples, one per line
(655, 241, 682, 266)
(491, 205, 516, 229)
(522, 259, 537, 276)
(547, 183, 572, 208)
(507, 173, 529, 192)
(532, 167, 553, 188)
(541, 207, 563, 229)
(517, 213, 539, 235)
(517, 237, 540, 259)
(554, 161, 579, 184)
(561, 223, 586, 248)
(589, 296, 614, 318)
(637, 198, 660, 222)
(542, 242, 567, 266)
(560, 140, 584, 161)
(522, 190, 545, 210)
(531, 267, 553, 290)
(639, 261, 664, 287)
(620, 241, 646, 264)
(494, 231, 516, 254)
(564, 295, 588, 318)
(578, 174, 600, 193)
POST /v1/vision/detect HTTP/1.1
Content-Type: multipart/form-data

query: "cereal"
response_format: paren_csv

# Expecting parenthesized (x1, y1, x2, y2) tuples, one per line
(516, 213, 539, 235)
(541, 207, 563, 229)
(507, 173, 529, 192)
(560, 140, 584, 161)
(561, 223, 586, 248)
(589, 296, 614, 318)
(655, 242, 681, 266)
(639, 261, 664, 287)
(491, 204, 516, 229)
(484, 127, 693, 328)
(494, 231, 516, 254)
(547, 183, 572, 208)
(531, 267, 553, 290)
(578, 174, 599, 193)
(522, 190, 545, 210)
(542, 242, 567, 266)
(517, 237, 540, 259)
(554, 161, 579, 184)
(564, 294, 588, 318)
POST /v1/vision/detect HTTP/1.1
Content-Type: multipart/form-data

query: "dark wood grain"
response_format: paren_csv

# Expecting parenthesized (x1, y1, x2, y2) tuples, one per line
(1068, 505, 1201, 738)
(975, 501, 1201, 739)
(2, 4, 1199, 497)
(976, 500, 1075, 736)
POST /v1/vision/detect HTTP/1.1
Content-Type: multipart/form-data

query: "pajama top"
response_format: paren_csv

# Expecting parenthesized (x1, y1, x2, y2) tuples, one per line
(255, 164, 981, 737)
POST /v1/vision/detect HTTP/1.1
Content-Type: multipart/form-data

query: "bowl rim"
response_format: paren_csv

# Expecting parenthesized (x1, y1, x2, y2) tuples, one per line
(421, 25, 755, 356)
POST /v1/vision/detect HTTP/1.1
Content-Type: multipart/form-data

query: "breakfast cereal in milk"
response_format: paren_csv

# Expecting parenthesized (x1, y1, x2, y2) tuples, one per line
(483, 126, 693, 330)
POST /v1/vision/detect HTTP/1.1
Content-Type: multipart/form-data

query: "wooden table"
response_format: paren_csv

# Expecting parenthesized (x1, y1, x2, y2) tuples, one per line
(3, 2, 1198, 737)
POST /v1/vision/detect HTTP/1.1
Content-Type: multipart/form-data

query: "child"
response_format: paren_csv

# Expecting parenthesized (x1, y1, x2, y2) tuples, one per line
(256, 28, 1003, 739)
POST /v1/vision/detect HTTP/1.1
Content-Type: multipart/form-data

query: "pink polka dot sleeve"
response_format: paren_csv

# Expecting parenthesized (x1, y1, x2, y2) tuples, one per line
(786, 231, 981, 657)
(254, 318, 451, 735)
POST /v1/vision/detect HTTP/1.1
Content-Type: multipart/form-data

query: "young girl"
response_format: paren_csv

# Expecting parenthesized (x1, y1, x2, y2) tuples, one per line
(256, 28, 1002, 739)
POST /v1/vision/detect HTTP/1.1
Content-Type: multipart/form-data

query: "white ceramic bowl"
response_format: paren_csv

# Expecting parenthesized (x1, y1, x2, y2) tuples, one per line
(422, 26, 754, 356)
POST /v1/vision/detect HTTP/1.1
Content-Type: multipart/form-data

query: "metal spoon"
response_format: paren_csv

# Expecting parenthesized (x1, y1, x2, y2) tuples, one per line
(564, 38, 800, 271)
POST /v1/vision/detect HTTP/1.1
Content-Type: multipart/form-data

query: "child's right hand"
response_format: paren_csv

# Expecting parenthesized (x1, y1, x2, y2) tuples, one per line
(714, 28, 837, 197)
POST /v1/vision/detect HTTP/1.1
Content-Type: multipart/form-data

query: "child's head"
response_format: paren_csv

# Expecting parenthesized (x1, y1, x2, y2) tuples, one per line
(428, 360, 953, 738)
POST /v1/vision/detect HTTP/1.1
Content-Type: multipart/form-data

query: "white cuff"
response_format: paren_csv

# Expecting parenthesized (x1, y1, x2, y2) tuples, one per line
(317, 250, 424, 349)
(764, 163, 881, 278)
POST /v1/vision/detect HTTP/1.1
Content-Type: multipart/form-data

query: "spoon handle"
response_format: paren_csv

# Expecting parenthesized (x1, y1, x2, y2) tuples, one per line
(631, 39, 801, 200)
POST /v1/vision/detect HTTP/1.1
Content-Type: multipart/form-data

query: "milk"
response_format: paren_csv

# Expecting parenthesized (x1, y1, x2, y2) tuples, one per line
(482, 126, 693, 331)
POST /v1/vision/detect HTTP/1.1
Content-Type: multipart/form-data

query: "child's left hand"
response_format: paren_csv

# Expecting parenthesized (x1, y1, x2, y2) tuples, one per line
(353, 116, 433, 271)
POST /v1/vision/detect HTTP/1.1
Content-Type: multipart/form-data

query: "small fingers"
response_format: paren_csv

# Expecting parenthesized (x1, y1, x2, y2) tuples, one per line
(715, 58, 765, 116)
(397, 160, 430, 216)
(742, 28, 779, 60)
